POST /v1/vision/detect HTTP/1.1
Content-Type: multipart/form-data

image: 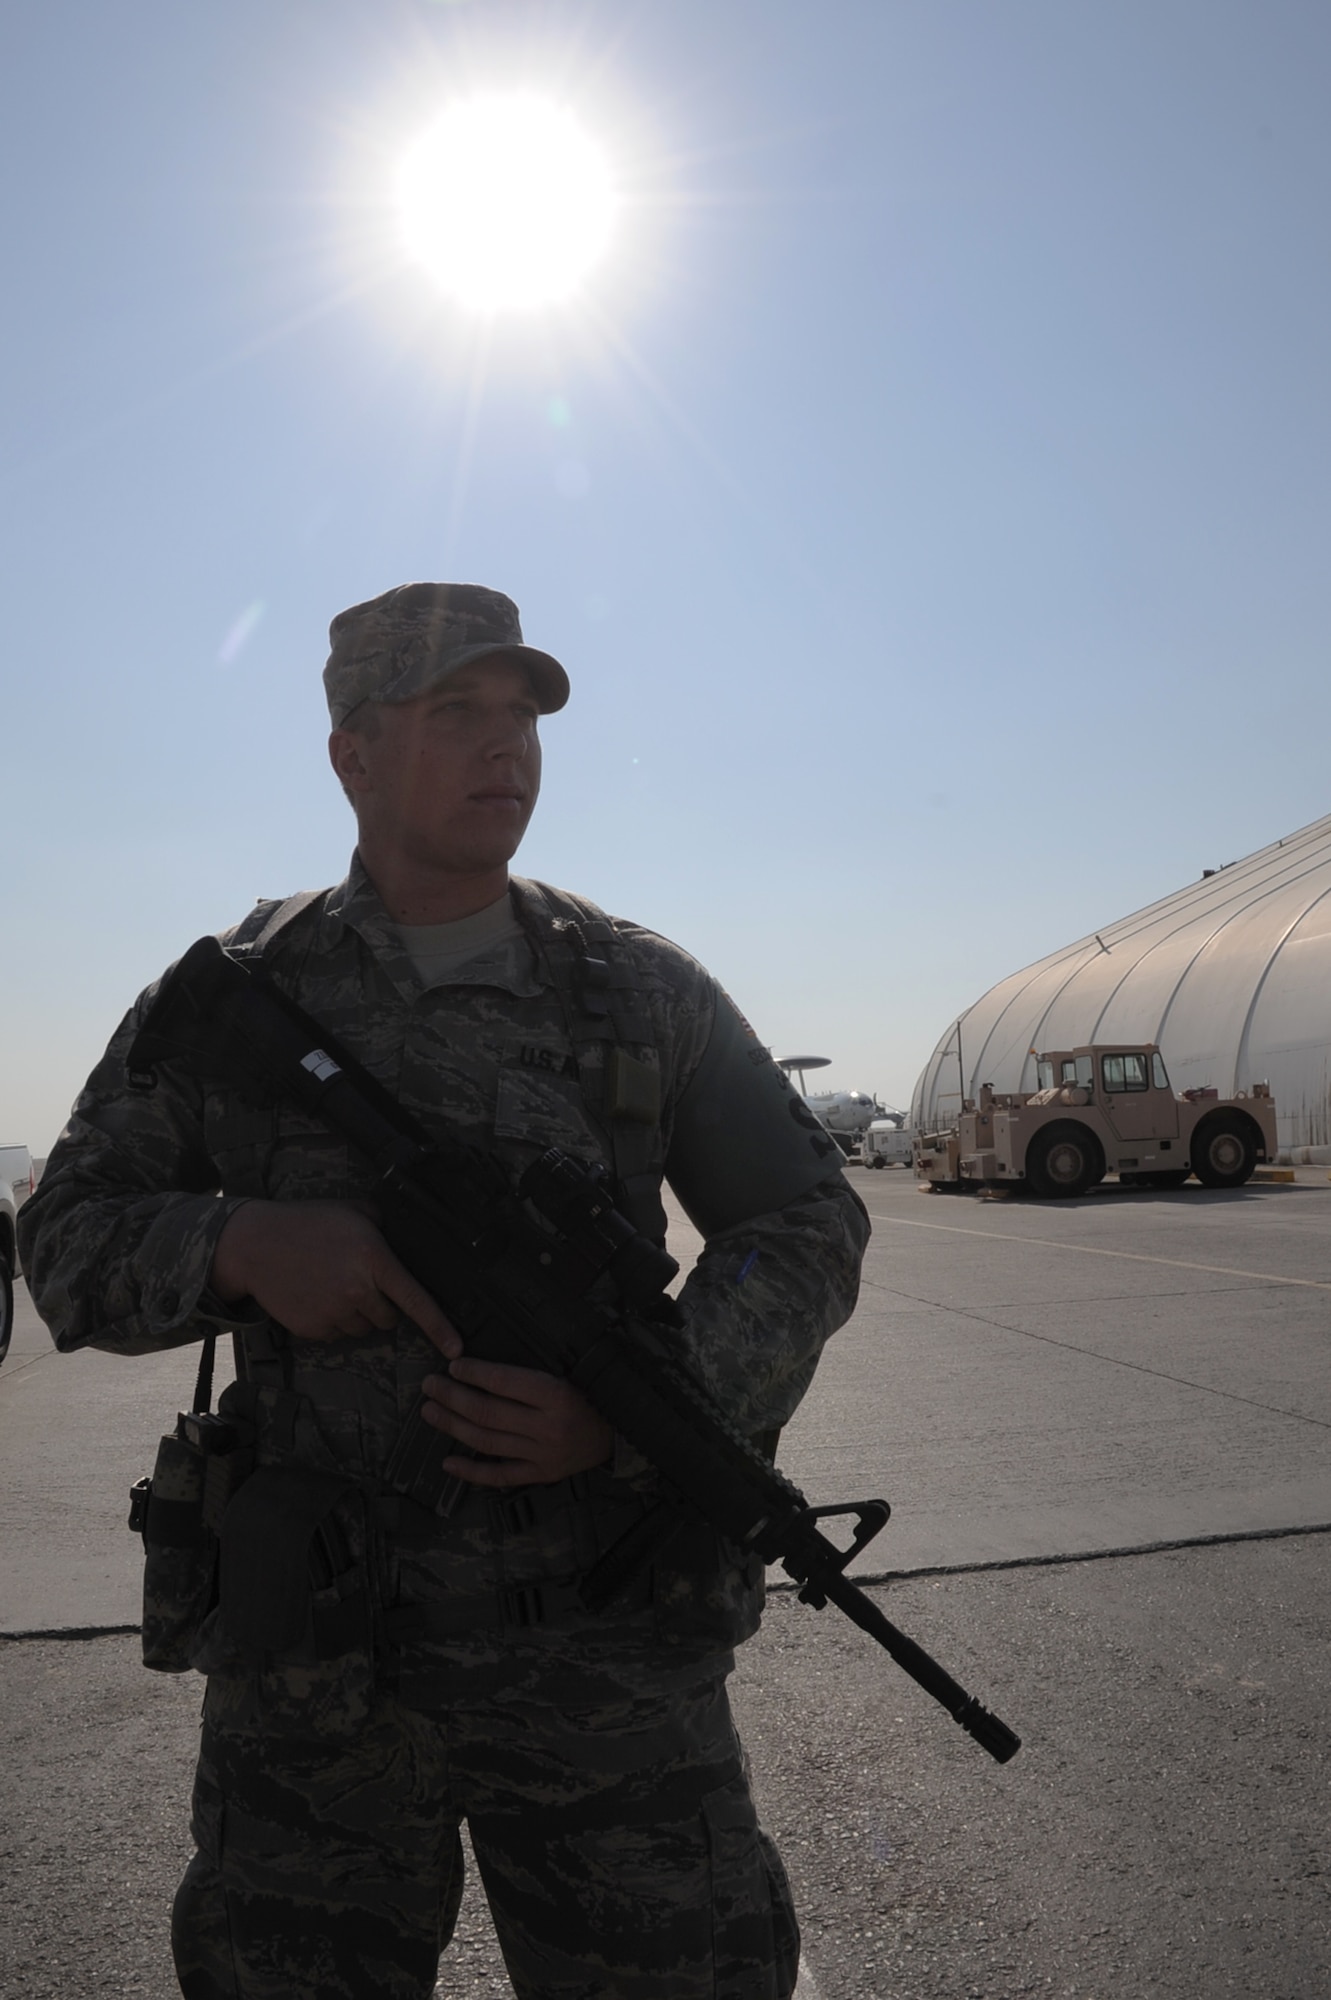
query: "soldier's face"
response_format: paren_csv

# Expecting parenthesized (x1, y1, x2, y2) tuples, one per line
(332, 657, 542, 876)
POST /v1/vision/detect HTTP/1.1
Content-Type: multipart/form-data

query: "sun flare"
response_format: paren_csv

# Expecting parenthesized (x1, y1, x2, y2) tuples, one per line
(395, 94, 618, 312)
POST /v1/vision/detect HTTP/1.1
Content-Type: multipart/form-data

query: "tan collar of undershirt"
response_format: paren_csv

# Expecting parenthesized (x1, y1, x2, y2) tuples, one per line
(396, 892, 526, 988)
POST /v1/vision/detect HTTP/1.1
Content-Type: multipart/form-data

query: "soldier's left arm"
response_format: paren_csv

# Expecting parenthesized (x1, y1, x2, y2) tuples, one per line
(637, 939, 870, 1437)
(669, 1173, 869, 1438)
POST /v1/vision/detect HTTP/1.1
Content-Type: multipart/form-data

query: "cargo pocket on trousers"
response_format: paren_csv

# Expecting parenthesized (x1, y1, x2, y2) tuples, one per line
(188, 1766, 226, 1871)
(702, 1773, 801, 2000)
(171, 1764, 243, 2000)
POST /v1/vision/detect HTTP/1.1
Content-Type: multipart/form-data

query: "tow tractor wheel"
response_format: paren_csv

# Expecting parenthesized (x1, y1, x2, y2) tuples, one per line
(1025, 1121, 1105, 1199)
(1191, 1113, 1258, 1189)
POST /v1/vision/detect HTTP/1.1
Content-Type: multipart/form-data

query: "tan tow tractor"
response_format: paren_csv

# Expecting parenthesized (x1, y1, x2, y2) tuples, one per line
(915, 1045, 1277, 1198)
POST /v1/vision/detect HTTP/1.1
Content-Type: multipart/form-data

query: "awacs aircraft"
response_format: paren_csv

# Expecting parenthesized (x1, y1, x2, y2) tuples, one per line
(776, 1057, 889, 1156)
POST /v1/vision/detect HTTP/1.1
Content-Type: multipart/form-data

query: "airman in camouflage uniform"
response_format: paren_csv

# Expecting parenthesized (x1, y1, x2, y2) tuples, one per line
(19, 582, 869, 2000)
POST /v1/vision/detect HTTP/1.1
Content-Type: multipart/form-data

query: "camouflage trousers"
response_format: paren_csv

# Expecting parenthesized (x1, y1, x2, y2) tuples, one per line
(171, 1672, 799, 2000)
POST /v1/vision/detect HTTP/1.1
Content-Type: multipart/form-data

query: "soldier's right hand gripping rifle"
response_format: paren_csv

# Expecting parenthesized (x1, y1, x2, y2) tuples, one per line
(129, 936, 1022, 1764)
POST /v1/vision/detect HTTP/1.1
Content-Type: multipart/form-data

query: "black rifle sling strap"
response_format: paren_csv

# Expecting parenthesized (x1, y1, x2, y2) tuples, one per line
(191, 1333, 217, 1415)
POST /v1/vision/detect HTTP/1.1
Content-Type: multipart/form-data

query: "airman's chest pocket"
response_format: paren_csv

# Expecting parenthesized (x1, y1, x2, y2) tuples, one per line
(494, 1042, 595, 1154)
(204, 1091, 353, 1199)
(204, 1092, 278, 1197)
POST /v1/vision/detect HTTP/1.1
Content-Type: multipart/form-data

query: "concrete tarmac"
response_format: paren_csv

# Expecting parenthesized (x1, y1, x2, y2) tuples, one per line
(3, 1169, 1330, 1997)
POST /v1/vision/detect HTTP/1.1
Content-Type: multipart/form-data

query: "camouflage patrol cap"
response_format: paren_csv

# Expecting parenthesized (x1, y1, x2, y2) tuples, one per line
(323, 582, 569, 726)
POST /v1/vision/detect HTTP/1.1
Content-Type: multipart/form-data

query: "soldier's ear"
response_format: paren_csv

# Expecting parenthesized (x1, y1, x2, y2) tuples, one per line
(328, 730, 369, 791)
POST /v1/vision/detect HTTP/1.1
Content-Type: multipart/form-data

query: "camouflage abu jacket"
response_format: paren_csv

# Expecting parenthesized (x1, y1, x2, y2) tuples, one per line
(20, 855, 869, 1717)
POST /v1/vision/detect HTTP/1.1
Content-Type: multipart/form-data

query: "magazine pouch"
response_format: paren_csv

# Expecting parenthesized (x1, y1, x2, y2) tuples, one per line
(130, 1429, 219, 1673)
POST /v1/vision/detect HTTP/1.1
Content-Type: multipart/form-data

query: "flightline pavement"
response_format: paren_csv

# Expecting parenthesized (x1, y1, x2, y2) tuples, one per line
(4, 1167, 1330, 1997)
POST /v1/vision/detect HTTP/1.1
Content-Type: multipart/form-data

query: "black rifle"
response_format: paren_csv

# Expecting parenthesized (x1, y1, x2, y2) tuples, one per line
(129, 936, 1021, 1763)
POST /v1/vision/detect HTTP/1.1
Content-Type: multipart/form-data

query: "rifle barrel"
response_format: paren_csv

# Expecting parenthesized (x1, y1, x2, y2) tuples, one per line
(821, 1571, 1021, 1763)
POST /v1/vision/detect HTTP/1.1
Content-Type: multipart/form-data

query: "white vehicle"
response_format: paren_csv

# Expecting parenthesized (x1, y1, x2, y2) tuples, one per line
(0, 1144, 34, 1367)
(862, 1114, 912, 1168)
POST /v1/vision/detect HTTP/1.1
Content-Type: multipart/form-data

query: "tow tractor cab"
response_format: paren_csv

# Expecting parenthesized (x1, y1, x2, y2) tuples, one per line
(914, 1044, 1277, 1198)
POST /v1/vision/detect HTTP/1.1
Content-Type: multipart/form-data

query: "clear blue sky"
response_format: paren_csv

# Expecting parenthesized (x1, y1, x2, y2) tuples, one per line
(5, 0, 1331, 1153)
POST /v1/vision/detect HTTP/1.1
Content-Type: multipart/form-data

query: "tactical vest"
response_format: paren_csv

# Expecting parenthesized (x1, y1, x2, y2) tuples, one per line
(229, 876, 672, 1245)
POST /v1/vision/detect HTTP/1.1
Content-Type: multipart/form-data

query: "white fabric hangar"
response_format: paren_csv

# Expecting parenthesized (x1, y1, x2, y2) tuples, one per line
(912, 810, 1331, 1159)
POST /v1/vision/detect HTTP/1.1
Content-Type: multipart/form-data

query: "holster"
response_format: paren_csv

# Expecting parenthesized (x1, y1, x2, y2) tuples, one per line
(217, 1465, 371, 1663)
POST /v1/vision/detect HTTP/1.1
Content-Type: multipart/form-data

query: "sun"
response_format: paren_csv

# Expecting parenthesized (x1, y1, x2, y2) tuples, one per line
(395, 94, 618, 312)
